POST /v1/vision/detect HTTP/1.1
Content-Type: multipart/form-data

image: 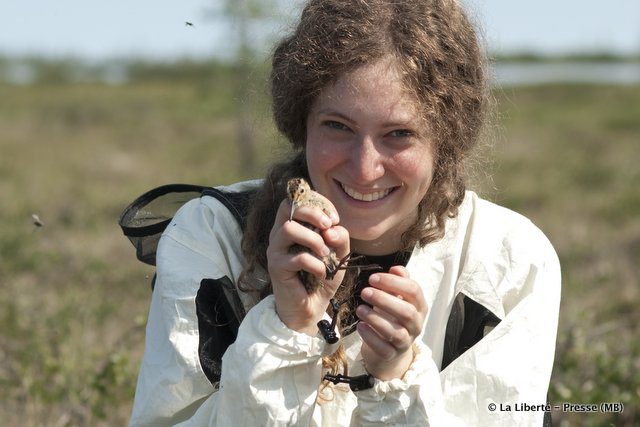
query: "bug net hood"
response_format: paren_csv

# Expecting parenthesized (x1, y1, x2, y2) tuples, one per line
(118, 184, 209, 265)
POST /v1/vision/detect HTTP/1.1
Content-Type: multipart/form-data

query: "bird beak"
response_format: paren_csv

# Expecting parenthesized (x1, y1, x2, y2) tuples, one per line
(289, 201, 296, 221)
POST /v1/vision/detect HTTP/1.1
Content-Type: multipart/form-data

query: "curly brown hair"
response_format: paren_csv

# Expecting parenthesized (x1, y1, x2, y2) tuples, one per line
(239, 0, 489, 384)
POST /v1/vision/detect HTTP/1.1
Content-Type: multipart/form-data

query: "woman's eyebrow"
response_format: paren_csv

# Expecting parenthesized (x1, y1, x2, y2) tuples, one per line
(316, 108, 416, 128)
(315, 108, 353, 122)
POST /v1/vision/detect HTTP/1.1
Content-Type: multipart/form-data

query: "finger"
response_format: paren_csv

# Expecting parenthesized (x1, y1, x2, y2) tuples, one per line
(268, 254, 330, 301)
(269, 218, 331, 259)
(274, 198, 335, 233)
(298, 190, 340, 225)
(389, 265, 409, 278)
(356, 322, 396, 361)
(282, 220, 332, 259)
(269, 215, 330, 272)
(271, 200, 331, 247)
(367, 273, 426, 312)
(281, 251, 329, 280)
(359, 286, 424, 338)
(321, 225, 350, 260)
(356, 304, 413, 351)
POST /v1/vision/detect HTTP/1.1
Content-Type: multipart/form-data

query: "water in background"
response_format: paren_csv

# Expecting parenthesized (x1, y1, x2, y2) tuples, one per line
(493, 61, 640, 86)
(3, 59, 640, 86)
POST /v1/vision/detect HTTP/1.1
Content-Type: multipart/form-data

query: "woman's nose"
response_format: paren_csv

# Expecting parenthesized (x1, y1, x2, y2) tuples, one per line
(349, 135, 385, 183)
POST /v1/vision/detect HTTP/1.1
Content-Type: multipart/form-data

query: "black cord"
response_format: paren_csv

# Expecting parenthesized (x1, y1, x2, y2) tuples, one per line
(323, 373, 375, 392)
(317, 298, 375, 391)
(317, 298, 341, 344)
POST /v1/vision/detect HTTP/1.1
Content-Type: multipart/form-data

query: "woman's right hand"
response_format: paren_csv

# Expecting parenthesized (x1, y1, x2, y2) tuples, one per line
(266, 196, 349, 336)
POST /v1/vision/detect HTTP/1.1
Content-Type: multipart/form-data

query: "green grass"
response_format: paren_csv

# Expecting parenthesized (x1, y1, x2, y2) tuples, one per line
(1, 79, 638, 426)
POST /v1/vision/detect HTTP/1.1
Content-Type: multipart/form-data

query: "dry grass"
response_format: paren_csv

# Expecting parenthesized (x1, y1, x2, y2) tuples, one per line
(485, 84, 640, 426)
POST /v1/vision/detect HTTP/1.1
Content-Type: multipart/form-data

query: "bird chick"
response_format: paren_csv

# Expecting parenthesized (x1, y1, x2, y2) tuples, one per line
(286, 178, 380, 293)
(287, 177, 331, 221)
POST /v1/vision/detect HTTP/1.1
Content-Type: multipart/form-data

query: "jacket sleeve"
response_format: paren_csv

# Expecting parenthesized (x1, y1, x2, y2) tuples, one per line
(201, 296, 337, 426)
(129, 197, 336, 426)
(353, 228, 561, 426)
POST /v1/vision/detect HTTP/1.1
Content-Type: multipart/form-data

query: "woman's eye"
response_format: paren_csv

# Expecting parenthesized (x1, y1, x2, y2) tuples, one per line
(323, 120, 350, 131)
(387, 129, 414, 138)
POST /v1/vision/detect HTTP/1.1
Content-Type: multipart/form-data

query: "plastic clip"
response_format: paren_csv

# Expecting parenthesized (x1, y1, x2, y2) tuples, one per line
(317, 298, 340, 344)
(323, 373, 375, 392)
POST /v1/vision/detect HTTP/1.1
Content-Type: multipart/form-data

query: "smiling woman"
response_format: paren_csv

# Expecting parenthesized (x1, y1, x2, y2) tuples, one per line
(129, 0, 561, 426)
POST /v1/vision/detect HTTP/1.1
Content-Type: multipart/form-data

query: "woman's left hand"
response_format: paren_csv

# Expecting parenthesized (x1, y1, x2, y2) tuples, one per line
(356, 266, 427, 381)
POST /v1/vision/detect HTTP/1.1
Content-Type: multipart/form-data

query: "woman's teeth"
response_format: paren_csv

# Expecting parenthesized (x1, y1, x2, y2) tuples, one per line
(341, 183, 392, 202)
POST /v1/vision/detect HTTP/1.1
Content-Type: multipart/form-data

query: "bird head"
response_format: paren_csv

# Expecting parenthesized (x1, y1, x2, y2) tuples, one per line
(286, 178, 311, 221)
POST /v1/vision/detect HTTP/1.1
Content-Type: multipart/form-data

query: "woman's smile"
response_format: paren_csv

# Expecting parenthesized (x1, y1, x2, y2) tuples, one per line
(336, 179, 398, 203)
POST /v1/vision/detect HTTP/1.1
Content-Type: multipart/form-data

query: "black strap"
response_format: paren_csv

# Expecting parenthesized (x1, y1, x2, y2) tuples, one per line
(201, 187, 256, 232)
(323, 373, 375, 392)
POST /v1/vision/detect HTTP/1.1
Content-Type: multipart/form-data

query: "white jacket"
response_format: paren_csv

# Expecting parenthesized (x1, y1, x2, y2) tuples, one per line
(130, 180, 561, 426)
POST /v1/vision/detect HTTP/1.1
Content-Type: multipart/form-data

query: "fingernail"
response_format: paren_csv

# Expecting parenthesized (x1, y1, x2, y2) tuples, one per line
(326, 228, 337, 240)
(361, 287, 373, 299)
(356, 304, 370, 318)
(321, 246, 331, 256)
(330, 212, 340, 224)
(321, 216, 332, 228)
(369, 274, 380, 285)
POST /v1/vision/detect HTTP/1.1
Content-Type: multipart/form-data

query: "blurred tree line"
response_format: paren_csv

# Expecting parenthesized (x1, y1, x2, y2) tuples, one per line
(0, 56, 242, 85)
(3, 52, 638, 86)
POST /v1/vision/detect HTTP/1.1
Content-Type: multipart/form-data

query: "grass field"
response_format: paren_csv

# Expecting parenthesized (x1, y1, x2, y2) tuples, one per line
(0, 76, 638, 426)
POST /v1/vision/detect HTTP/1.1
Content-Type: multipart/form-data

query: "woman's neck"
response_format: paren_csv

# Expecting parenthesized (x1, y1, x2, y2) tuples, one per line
(350, 234, 403, 256)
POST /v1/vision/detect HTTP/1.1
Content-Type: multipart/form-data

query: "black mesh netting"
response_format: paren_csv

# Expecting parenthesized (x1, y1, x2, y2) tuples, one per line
(118, 184, 208, 265)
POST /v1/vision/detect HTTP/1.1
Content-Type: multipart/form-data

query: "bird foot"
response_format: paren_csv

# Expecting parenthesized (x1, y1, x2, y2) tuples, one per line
(325, 253, 382, 280)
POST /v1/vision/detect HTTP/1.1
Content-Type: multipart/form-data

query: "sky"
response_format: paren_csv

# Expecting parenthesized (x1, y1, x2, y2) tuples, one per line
(1, 0, 639, 60)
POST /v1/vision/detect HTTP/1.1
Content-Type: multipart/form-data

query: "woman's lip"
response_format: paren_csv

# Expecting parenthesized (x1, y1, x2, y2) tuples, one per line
(334, 180, 399, 203)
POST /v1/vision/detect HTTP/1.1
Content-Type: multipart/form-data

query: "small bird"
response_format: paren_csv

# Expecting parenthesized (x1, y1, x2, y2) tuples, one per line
(287, 177, 330, 221)
(31, 214, 43, 227)
(185, 21, 194, 27)
(286, 178, 380, 293)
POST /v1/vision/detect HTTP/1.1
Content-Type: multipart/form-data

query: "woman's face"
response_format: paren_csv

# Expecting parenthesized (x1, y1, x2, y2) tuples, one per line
(306, 58, 436, 255)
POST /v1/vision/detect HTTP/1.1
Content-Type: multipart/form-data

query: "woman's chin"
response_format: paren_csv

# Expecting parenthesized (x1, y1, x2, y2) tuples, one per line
(346, 225, 401, 254)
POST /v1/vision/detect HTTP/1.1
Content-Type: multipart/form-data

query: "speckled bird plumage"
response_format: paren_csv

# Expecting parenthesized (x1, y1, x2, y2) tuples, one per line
(286, 178, 380, 293)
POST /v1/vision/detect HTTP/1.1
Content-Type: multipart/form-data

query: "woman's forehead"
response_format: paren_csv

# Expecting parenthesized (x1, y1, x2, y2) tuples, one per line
(312, 59, 422, 124)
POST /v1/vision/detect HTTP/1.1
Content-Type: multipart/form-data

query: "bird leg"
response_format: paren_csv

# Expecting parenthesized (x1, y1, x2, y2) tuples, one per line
(325, 253, 382, 280)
